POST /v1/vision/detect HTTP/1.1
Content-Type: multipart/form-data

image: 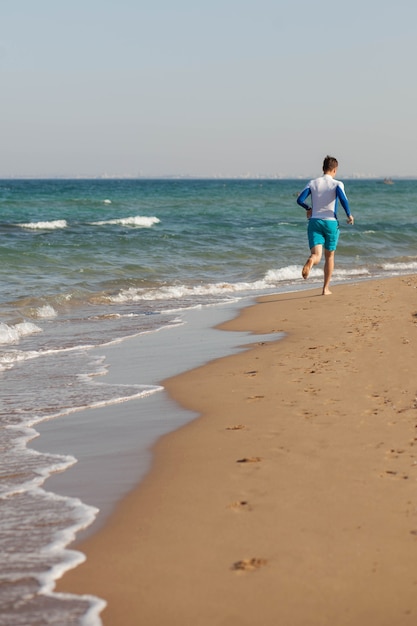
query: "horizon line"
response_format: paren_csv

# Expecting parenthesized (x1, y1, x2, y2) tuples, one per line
(0, 174, 414, 181)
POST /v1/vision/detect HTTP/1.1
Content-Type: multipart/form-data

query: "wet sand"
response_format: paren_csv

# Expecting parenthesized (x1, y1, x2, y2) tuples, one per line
(57, 276, 417, 626)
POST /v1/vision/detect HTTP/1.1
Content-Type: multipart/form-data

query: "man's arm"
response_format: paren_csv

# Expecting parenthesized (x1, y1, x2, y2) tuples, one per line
(297, 186, 312, 210)
(336, 184, 351, 216)
(336, 185, 354, 224)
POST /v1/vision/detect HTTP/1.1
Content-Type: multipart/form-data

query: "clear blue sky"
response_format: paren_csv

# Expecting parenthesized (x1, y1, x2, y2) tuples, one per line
(1, 0, 416, 178)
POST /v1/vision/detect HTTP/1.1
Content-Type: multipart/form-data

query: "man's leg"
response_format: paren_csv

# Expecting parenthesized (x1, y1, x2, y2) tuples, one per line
(302, 245, 322, 279)
(322, 249, 335, 295)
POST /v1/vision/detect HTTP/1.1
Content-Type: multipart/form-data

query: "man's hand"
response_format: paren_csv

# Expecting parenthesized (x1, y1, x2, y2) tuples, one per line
(347, 215, 354, 225)
(306, 209, 312, 219)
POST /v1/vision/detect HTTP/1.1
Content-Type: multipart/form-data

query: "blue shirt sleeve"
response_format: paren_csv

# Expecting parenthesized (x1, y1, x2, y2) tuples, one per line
(336, 185, 351, 217)
(297, 186, 311, 210)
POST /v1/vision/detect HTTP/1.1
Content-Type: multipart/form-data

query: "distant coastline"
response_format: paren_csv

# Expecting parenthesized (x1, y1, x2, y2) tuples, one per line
(0, 174, 415, 181)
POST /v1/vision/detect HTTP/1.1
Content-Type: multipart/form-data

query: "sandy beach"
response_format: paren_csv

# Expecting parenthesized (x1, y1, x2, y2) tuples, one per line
(57, 276, 417, 626)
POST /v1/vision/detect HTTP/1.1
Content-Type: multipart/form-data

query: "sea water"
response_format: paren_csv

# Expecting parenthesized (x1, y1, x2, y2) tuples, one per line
(1, 178, 416, 624)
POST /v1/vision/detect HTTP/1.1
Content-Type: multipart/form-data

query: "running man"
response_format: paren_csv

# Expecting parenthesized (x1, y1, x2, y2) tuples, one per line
(296, 155, 354, 295)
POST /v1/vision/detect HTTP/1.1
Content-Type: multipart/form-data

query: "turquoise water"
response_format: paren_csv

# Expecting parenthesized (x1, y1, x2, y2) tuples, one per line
(1, 178, 416, 624)
(1, 179, 416, 317)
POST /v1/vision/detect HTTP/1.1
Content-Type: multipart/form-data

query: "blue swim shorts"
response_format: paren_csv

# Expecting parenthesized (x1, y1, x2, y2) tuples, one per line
(307, 219, 339, 251)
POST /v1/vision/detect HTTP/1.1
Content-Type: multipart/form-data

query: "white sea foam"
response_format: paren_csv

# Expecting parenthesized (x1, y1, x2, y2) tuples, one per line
(1, 429, 77, 498)
(17, 321, 42, 336)
(0, 349, 40, 371)
(90, 215, 160, 228)
(264, 265, 304, 282)
(0, 343, 102, 374)
(110, 282, 258, 303)
(382, 261, 417, 271)
(0, 483, 105, 625)
(35, 305, 58, 319)
(33, 384, 164, 421)
(19, 220, 68, 230)
(0, 321, 42, 345)
(333, 267, 371, 276)
(108, 263, 378, 305)
(110, 267, 301, 304)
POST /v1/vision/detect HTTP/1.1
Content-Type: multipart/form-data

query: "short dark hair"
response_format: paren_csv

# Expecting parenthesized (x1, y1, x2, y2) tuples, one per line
(323, 155, 338, 172)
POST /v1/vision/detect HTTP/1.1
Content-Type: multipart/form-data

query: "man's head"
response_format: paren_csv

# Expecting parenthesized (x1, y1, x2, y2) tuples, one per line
(322, 155, 338, 175)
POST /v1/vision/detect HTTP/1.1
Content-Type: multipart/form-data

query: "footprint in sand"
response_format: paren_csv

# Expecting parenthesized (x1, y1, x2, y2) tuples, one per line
(227, 500, 252, 512)
(244, 370, 258, 377)
(232, 558, 267, 571)
(383, 470, 409, 480)
(386, 448, 406, 458)
(247, 395, 264, 401)
(226, 424, 246, 430)
(236, 457, 262, 463)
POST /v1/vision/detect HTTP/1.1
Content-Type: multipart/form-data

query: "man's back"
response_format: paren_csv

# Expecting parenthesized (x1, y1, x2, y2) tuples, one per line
(309, 174, 345, 220)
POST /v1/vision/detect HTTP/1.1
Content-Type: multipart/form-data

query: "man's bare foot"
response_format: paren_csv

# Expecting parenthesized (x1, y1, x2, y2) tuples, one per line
(302, 258, 313, 279)
(322, 288, 332, 296)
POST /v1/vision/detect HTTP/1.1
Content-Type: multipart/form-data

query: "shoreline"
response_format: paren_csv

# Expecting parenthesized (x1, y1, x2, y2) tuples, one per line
(57, 276, 417, 625)
(33, 296, 280, 540)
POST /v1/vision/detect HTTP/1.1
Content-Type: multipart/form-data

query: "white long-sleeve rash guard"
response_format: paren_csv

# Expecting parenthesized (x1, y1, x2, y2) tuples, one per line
(297, 174, 351, 220)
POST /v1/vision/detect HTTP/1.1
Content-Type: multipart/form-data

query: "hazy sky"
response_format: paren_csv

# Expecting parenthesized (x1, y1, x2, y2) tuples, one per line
(1, 0, 417, 178)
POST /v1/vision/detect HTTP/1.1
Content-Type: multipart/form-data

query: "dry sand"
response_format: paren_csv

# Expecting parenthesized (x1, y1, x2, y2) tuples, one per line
(57, 276, 417, 626)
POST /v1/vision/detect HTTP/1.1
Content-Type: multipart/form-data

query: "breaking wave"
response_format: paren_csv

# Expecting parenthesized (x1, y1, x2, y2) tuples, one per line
(90, 216, 160, 228)
(18, 220, 68, 230)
